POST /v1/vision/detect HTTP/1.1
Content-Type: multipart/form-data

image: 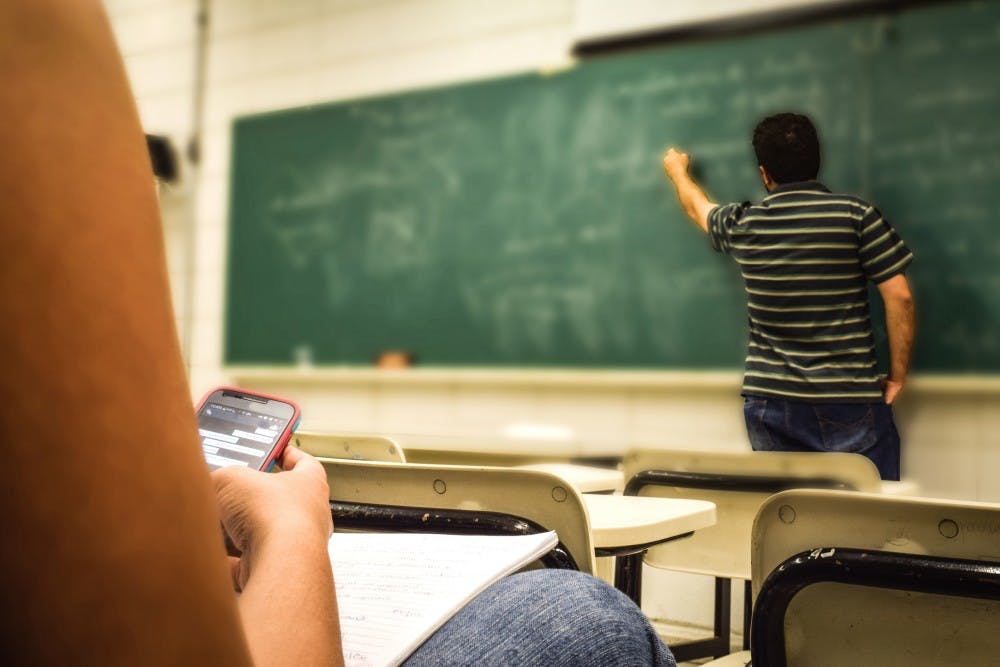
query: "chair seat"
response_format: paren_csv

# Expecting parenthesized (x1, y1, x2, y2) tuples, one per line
(879, 479, 919, 495)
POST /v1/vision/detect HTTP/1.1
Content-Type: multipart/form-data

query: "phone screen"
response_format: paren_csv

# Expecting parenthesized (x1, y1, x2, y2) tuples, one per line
(197, 390, 296, 471)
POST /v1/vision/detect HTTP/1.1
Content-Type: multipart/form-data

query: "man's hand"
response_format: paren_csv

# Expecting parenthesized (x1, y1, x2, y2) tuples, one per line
(212, 446, 332, 591)
(882, 377, 905, 405)
(662, 147, 690, 181)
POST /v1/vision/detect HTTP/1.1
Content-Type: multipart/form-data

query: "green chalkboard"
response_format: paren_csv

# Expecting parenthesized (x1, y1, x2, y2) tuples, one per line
(226, 0, 1000, 370)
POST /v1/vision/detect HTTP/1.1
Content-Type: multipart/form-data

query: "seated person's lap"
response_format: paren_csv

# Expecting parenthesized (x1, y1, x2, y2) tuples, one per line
(405, 569, 676, 667)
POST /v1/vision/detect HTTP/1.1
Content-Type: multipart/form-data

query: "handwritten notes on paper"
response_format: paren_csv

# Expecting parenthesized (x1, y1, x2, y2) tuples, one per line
(328, 531, 558, 667)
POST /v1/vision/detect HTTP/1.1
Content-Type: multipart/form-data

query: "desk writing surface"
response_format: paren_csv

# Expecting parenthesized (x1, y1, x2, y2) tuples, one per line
(582, 495, 716, 549)
(227, 0, 1000, 371)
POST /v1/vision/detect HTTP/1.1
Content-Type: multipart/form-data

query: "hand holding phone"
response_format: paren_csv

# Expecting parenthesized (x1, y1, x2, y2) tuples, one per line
(196, 386, 300, 471)
(212, 444, 333, 588)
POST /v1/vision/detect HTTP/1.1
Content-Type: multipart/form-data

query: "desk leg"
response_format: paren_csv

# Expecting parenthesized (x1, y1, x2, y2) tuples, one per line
(743, 579, 751, 650)
(668, 578, 733, 662)
(614, 552, 644, 606)
(595, 555, 616, 587)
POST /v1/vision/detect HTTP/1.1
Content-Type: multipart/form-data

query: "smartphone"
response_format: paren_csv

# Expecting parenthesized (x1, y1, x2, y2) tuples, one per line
(196, 386, 301, 471)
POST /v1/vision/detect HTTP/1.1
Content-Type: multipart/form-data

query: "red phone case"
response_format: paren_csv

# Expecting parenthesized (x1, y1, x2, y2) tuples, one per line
(196, 385, 301, 471)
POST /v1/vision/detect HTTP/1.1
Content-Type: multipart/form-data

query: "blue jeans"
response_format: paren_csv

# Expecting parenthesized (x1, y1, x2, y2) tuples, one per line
(743, 396, 900, 481)
(403, 569, 675, 666)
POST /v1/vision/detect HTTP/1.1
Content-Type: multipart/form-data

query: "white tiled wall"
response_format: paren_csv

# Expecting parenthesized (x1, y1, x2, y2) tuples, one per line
(107, 0, 198, 360)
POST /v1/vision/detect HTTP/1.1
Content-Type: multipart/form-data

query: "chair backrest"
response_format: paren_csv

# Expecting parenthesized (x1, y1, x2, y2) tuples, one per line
(622, 449, 882, 579)
(295, 431, 406, 462)
(320, 458, 596, 574)
(750, 489, 1000, 666)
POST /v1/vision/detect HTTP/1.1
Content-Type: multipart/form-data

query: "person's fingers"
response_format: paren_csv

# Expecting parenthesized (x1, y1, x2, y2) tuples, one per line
(282, 445, 327, 483)
(210, 462, 255, 492)
(222, 525, 241, 557)
(279, 443, 306, 470)
(226, 556, 243, 593)
(211, 466, 260, 546)
(280, 446, 332, 534)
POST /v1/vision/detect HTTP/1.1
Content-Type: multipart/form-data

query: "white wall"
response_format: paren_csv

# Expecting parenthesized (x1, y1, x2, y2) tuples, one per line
(106, 0, 1000, 645)
(105, 0, 199, 361)
(573, 0, 862, 42)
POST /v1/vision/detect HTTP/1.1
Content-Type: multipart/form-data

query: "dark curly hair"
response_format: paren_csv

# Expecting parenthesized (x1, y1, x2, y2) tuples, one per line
(752, 113, 821, 184)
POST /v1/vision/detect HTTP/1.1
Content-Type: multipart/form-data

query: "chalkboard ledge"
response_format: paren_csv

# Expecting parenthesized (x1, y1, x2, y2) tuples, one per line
(226, 365, 741, 390)
(225, 366, 1000, 394)
(906, 375, 1000, 395)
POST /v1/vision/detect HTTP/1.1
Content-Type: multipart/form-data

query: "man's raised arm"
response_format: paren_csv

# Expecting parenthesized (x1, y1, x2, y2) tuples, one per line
(662, 148, 716, 234)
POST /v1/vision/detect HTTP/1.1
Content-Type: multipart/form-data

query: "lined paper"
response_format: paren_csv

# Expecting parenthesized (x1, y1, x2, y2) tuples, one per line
(328, 531, 557, 667)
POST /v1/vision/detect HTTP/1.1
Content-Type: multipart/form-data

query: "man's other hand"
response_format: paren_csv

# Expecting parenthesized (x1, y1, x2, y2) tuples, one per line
(882, 377, 905, 405)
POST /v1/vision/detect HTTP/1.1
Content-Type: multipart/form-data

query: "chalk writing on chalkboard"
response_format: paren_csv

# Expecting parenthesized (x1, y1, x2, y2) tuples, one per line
(226, 0, 1000, 371)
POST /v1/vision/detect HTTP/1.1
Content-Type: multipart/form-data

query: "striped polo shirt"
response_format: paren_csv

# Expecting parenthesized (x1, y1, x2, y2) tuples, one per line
(708, 181, 913, 403)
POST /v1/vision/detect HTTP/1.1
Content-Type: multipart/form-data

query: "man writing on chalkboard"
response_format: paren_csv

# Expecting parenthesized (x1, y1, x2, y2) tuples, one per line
(661, 112, 915, 480)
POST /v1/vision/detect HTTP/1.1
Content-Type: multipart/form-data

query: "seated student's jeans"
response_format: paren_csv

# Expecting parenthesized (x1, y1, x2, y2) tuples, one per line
(404, 569, 675, 667)
(743, 396, 900, 481)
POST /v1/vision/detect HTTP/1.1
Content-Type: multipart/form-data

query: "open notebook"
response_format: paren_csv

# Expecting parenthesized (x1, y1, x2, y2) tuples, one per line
(328, 531, 558, 667)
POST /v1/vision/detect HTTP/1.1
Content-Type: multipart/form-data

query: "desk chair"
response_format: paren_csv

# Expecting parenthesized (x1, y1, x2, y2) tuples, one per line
(721, 489, 1000, 667)
(320, 458, 596, 575)
(294, 430, 406, 462)
(621, 449, 882, 662)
